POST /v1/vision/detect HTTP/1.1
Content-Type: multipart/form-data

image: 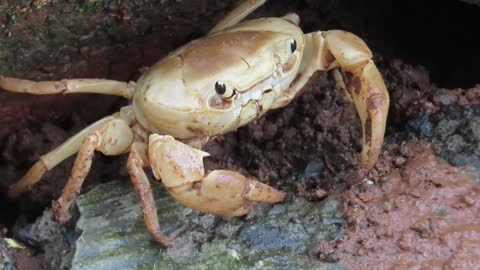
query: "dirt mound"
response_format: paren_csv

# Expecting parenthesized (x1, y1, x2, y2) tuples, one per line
(318, 141, 480, 269)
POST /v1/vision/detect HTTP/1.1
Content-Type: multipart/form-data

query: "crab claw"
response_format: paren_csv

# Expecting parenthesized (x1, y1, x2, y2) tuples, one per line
(148, 134, 285, 216)
(324, 30, 390, 169)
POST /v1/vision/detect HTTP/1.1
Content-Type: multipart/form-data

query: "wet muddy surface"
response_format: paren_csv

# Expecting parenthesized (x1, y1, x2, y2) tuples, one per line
(318, 141, 480, 269)
(0, 1, 479, 269)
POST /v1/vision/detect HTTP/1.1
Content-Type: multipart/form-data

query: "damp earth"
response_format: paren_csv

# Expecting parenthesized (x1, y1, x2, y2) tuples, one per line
(0, 1, 479, 269)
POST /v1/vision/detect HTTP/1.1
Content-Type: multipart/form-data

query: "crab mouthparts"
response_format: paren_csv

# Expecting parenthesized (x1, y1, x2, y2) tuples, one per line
(239, 54, 297, 108)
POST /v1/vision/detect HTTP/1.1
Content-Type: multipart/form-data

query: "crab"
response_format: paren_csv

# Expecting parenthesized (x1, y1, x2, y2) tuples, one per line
(0, 0, 389, 247)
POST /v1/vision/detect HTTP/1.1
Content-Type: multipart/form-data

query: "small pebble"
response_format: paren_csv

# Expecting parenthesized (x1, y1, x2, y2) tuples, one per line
(461, 195, 475, 206)
(315, 189, 327, 199)
(358, 192, 375, 203)
(394, 156, 406, 166)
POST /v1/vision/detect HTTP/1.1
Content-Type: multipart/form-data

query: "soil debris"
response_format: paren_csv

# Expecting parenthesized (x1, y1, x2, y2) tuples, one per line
(320, 141, 480, 269)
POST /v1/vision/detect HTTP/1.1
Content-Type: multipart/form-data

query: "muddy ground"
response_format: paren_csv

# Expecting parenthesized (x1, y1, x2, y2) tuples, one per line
(0, 0, 479, 269)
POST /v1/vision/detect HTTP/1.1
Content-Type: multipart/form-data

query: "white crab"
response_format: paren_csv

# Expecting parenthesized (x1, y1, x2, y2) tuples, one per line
(1, 0, 389, 246)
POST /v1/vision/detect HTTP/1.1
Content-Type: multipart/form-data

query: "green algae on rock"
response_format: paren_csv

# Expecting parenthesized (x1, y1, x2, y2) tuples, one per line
(73, 180, 345, 270)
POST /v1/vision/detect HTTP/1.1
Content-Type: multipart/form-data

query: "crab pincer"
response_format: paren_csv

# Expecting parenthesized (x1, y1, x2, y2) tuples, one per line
(148, 135, 285, 217)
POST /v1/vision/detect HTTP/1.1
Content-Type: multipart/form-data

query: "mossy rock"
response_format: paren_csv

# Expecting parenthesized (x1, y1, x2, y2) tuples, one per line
(73, 180, 346, 270)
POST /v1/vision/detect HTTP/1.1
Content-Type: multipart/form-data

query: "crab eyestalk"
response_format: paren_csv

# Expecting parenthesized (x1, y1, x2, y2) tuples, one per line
(148, 134, 285, 216)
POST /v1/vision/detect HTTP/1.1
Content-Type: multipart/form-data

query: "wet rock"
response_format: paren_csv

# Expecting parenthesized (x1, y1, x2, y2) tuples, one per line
(471, 116, 480, 140)
(432, 88, 459, 106)
(72, 180, 345, 270)
(407, 112, 432, 138)
(12, 210, 74, 270)
(408, 105, 480, 181)
(13, 210, 62, 247)
(0, 240, 14, 270)
(304, 159, 325, 178)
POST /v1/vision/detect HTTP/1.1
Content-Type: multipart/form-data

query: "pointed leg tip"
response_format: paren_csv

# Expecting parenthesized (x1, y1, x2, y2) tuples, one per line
(51, 200, 72, 225)
(361, 146, 382, 170)
(156, 224, 189, 247)
(155, 236, 173, 248)
(361, 160, 375, 171)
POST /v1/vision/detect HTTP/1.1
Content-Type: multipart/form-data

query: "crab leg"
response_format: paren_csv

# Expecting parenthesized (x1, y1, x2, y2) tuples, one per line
(8, 115, 115, 199)
(8, 106, 136, 199)
(0, 76, 134, 99)
(127, 141, 172, 246)
(273, 31, 389, 169)
(51, 118, 133, 223)
(148, 134, 285, 217)
(51, 132, 97, 223)
(209, 0, 266, 34)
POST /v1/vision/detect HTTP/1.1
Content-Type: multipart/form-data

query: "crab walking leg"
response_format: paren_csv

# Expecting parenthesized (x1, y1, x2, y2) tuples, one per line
(8, 116, 115, 199)
(51, 118, 133, 223)
(0, 76, 135, 99)
(52, 121, 133, 222)
(273, 31, 389, 169)
(127, 142, 172, 246)
(209, 0, 266, 34)
(148, 135, 285, 217)
(51, 133, 97, 223)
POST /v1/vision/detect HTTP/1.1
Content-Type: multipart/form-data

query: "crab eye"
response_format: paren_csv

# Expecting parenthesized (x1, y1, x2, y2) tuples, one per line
(214, 81, 236, 99)
(215, 81, 226, 95)
(290, 39, 297, 53)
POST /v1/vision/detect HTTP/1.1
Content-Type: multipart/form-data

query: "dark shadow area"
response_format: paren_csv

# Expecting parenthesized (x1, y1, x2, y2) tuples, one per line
(292, 0, 479, 88)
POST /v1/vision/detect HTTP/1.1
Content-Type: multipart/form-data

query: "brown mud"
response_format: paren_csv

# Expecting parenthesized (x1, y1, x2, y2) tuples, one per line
(318, 142, 480, 269)
(0, 0, 479, 269)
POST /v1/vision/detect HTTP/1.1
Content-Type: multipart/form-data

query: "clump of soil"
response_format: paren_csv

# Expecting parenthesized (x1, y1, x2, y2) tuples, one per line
(318, 141, 480, 269)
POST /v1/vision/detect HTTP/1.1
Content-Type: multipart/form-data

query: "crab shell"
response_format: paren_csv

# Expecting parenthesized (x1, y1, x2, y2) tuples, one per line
(133, 17, 304, 138)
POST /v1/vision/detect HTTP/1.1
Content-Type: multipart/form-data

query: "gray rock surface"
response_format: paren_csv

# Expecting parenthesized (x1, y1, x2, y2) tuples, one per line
(12, 210, 74, 270)
(0, 240, 14, 270)
(408, 105, 480, 182)
(72, 180, 345, 270)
